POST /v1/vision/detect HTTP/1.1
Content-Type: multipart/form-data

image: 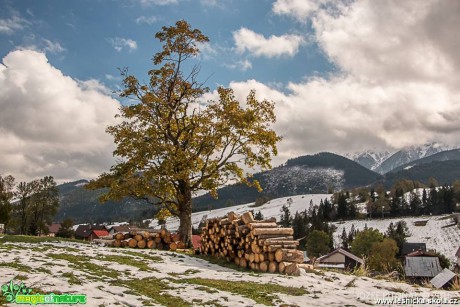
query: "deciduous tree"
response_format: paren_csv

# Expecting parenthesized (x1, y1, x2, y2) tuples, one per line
(87, 20, 281, 246)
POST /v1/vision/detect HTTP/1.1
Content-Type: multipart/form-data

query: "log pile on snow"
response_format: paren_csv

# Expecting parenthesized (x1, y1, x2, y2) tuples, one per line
(93, 229, 185, 251)
(200, 211, 304, 275)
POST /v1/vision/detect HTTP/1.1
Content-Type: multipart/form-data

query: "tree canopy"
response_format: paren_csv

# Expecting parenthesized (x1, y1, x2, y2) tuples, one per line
(87, 20, 281, 245)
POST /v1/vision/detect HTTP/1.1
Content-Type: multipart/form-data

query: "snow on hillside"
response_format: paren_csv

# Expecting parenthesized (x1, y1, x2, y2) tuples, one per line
(149, 194, 332, 230)
(347, 150, 392, 171)
(333, 215, 460, 262)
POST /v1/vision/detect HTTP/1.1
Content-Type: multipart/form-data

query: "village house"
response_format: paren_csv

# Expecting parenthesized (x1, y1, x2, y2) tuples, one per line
(401, 242, 427, 257)
(316, 248, 364, 271)
(404, 256, 442, 279)
(107, 225, 131, 236)
(47, 223, 61, 237)
(75, 224, 107, 241)
(430, 268, 458, 289)
(88, 229, 110, 241)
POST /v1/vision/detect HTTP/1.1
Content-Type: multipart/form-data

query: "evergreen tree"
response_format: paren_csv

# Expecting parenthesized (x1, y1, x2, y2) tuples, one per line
(341, 228, 349, 250)
(254, 211, 264, 220)
(279, 204, 292, 227)
(337, 193, 347, 220)
(306, 230, 332, 258)
(409, 191, 422, 216)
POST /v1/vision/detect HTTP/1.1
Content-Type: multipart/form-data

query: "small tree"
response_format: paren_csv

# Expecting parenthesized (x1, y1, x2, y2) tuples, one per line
(368, 238, 399, 272)
(306, 230, 331, 258)
(87, 20, 281, 246)
(0, 174, 15, 233)
(351, 228, 384, 258)
(254, 211, 264, 220)
(56, 218, 75, 238)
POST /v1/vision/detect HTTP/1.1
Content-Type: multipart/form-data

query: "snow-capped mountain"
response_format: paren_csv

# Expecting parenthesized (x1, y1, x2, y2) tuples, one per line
(349, 142, 457, 174)
(375, 142, 456, 174)
(346, 150, 392, 171)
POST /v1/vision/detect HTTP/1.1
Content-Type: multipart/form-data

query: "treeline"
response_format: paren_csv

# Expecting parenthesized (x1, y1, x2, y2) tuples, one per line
(0, 174, 60, 235)
(332, 178, 460, 221)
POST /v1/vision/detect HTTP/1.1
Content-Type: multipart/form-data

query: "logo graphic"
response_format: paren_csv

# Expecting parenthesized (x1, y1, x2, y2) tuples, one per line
(1, 279, 87, 305)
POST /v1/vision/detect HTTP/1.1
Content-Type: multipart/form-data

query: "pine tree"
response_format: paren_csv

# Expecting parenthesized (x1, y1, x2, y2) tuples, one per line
(337, 193, 348, 220)
(279, 204, 292, 227)
(341, 228, 349, 250)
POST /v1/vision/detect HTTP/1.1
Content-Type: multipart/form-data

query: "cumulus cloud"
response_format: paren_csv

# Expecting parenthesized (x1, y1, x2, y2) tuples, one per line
(108, 37, 137, 52)
(223, 59, 252, 71)
(42, 39, 66, 54)
(0, 50, 120, 182)
(226, 0, 460, 160)
(233, 27, 304, 58)
(272, 0, 325, 21)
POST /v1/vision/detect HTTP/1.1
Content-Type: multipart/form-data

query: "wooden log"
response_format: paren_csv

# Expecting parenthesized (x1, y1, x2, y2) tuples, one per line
(248, 222, 278, 229)
(248, 253, 255, 263)
(128, 238, 138, 248)
(265, 244, 297, 253)
(157, 242, 164, 250)
(176, 241, 186, 249)
(141, 231, 151, 240)
(170, 242, 178, 251)
(268, 261, 278, 273)
(278, 261, 290, 274)
(234, 257, 240, 266)
(275, 249, 304, 263)
(284, 263, 300, 276)
(137, 240, 146, 249)
(147, 240, 156, 249)
(263, 240, 299, 246)
(121, 240, 129, 248)
(252, 228, 294, 236)
(227, 211, 239, 221)
(257, 235, 294, 240)
(134, 234, 143, 242)
(268, 252, 275, 262)
(239, 258, 247, 268)
(154, 237, 162, 244)
(163, 235, 172, 244)
(160, 229, 167, 237)
(123, 233, 131, 240)
(113, 239, 122, 247)
(241, 211, 255, 225)
(259, 261, 269, 272)
(114, 233, 124, 240)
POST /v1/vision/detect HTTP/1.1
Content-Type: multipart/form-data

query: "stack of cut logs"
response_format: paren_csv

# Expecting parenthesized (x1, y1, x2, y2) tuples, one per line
(200, 211, 304, 275)
(94, 228, 186, 251)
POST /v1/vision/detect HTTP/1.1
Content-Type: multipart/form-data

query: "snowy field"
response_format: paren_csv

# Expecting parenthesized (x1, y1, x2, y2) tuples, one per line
(149, 194, 331, 230)
(1, 237, 459, 306)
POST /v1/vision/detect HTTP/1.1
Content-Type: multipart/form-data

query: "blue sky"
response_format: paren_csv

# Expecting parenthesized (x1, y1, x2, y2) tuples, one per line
(1, 0, 460, 183)
(0, 0, 333, 91)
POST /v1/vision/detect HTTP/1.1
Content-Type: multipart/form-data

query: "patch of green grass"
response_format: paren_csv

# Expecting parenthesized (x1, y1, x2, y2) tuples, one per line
(35, 267, 52, 275)
(62, 272, 82, 285)
(122, 251, 163, 262)
(96, 254, 158, 272)
(0, 261, 33, 272)
(168, 269, 201, 277)
(194, 285, 219, 294)
(47, 253, 119, 279)
(170, 278, 308, 306)
(112, 277, 190, 307)
(15, 274, 28, 281)
(0, 235, 88, 245)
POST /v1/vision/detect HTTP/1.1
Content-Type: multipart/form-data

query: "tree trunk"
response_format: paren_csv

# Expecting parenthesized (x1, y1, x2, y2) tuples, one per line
(178, 181, 193, 247)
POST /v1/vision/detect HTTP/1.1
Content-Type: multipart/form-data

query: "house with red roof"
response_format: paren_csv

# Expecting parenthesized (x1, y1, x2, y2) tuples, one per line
(89, 229, 109, 241)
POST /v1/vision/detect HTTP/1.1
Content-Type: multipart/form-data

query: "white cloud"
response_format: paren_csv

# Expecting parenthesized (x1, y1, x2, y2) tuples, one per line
(0, 50, 120, 182)
(224, 59, 252, 71)
(0, 15, 29, 34)
(108, 37, 137, 52)
(272, 0, 325, 21)
(233, 27, 304, 58)
(135, 15, 159, 25)
(137, 0, 178, 5)
(42, 39, 66, 54)
(226, 0, 460, 159)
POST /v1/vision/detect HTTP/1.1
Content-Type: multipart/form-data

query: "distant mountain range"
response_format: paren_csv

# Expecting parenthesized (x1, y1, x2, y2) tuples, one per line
(55, 143, 460, 223)
(348, 142, 455, 174)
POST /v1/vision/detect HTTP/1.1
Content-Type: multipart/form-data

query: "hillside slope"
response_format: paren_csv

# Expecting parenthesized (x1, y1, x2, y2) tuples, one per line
(193, 152, 382, 211)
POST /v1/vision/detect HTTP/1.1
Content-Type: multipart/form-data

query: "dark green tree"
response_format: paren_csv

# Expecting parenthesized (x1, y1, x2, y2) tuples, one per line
(351, 228, 384, 258)
(0, 174, 15, 233)
(279, 204, 292, 227)
(56, 218, 75, 238)
(306, 230, 331, 258)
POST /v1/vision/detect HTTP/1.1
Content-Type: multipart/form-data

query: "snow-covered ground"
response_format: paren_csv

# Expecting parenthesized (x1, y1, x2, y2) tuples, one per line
(1, 238, 459, 306)
(333, 215, 460, 263)
(149, 194, 331, 230)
